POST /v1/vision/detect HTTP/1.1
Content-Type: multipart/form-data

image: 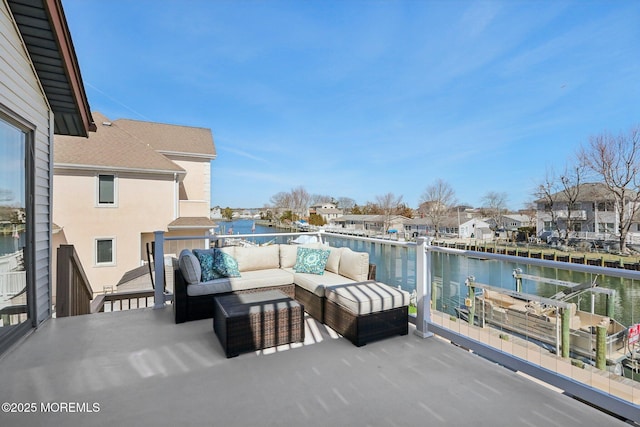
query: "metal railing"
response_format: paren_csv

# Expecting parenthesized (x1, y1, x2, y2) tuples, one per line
(150, 230, 639, 423)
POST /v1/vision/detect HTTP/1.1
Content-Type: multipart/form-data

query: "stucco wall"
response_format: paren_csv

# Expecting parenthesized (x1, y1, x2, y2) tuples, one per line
(53, 171, 175, 293)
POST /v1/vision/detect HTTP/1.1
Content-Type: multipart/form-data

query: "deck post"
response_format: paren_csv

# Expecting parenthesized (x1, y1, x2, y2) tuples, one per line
(153, 231, 166, 309)
(415, 237, 434, 338)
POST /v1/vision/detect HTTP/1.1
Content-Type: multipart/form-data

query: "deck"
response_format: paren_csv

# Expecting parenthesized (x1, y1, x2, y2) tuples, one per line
(0, 307, 630, 426)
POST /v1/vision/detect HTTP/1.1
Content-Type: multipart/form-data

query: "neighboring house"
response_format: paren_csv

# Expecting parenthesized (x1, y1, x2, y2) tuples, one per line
(53, 112, 216, 294)
(0, 0, 94, 354)
(210, 207, 222, 220)
(330, 215, 410, 234)
(501, 214, 533, 230)
(534, 182, 629, 239)
(309, 203, 343, 223)
(404, 214, 461, 238)
(459, 218, 492, 240)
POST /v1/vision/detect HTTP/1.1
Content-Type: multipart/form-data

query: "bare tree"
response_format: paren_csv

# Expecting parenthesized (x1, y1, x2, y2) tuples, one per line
(481, 191, 508, 231)
(534, 168, 561, 239)
(559, 162, 585, 241)
(336, 197, 356, 213)
(311, 194, 333, 206)
(419, 179, 456, 238)
(290, 186, 311, 220)
(375, 192, 403, 233)
(580, 125, 640, 253)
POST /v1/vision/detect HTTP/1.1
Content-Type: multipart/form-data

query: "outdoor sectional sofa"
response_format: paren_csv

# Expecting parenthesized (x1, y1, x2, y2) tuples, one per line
(173, 243, 375, 324)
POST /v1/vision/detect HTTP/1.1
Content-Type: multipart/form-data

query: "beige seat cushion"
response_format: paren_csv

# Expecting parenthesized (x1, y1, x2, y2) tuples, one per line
(291, 269, 356, 297)
(325, 281, 410, 315)
(187, 268, 294, 296)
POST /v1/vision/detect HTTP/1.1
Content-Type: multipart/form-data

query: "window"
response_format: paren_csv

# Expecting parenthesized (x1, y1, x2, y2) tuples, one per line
(597, 201, 615, 212)
(96, 238, 115, 265)
(98, 174, 116, 205)
(0, 113, 31, 339)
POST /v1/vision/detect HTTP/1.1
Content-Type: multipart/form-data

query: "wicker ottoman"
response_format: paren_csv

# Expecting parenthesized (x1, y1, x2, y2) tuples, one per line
(213, 290, 305, 358)
(324, 281, 409, 347)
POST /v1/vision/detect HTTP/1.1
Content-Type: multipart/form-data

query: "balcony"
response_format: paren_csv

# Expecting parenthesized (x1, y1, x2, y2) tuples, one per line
(0, 231, 638, 425)
(0, 305, 629, 426)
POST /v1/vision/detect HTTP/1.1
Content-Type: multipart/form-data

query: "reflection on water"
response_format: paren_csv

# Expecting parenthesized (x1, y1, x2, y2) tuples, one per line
(325, 236, 639, 328)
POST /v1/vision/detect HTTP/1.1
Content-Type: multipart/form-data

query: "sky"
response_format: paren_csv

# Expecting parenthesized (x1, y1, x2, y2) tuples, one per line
(62, 0, 640, 211)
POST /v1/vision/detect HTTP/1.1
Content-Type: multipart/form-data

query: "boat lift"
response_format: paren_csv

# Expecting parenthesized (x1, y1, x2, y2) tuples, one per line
(512, 268, 616, 318)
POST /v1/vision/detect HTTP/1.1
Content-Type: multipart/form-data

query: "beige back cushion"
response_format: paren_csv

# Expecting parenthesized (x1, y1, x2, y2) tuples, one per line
(234, 245, 280, 272)
(338, 248, 369, 281)
(325, 247, 343, 274)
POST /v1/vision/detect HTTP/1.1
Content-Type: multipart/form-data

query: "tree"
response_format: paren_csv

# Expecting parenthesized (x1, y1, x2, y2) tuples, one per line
(419, 179, 456, 238)
(351, 204, 363, 215)
(535, 163, 585, 243)
(481, 191, 508, 231)
(395, 203, 414, 219)
(222, 207, 233, 220)
(311, 194, 333, 206)
(580, 125, 640, 253)
(558, 162, 585, 241)
(337, 197, 356, 213)
(534, 167, 561, 238)
(308, 213, 326, 226)
(375, 193, 403, 233)
(290, 186, 311, 220)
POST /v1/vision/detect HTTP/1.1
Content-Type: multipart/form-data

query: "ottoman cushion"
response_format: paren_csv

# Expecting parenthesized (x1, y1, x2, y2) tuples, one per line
(325, 281, 410, 315)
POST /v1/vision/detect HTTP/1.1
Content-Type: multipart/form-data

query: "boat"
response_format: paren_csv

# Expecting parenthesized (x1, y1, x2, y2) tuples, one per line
(455, 272, 628, 363)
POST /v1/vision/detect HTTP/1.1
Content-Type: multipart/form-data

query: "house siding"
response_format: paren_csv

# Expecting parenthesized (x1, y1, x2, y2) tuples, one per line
(1, 3, 53, 325)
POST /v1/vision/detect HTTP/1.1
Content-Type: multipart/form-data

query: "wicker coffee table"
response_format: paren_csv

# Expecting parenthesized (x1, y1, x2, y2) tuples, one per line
(213, 290, 305, 358)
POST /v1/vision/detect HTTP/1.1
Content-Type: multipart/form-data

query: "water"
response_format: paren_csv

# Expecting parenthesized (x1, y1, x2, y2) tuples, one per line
(325, 236, 640, 328)
(216, 219, 288, 245)
(0, 232, 24, 257)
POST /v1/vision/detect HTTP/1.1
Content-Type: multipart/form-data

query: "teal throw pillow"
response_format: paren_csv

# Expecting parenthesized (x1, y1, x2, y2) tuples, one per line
(293, 247, 330, 275)
(213, 250, 241, 278)
(194, 250, 223, 282)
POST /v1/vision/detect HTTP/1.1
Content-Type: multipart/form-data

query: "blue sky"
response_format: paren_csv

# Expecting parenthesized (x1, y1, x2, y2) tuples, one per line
(63, 1, 639, 210)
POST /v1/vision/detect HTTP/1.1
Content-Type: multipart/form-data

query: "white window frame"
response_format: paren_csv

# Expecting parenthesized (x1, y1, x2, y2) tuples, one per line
(96, 173, 118, 207)
(95, 237, 116, 266)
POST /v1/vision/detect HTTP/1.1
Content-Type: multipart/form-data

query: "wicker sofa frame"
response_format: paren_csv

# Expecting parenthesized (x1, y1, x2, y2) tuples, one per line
(323, 298, 409, 347)
(173, 268, 295, 324)
(174, 263, 376, 324)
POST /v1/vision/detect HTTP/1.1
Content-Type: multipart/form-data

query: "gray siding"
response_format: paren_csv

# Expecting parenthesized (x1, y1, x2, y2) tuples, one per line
(1, 4, 53, 326)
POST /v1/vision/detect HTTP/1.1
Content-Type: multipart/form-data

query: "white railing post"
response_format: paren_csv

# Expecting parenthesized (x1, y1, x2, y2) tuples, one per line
(153, 231, 166, 309)
(415, 237, 434, 338)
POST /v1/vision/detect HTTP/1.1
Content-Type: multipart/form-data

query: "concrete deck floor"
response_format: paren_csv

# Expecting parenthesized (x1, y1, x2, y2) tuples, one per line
(0, 307, 632, 427)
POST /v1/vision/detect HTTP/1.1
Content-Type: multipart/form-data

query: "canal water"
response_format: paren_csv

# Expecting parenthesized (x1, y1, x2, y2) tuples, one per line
(325, 236, 640, 329)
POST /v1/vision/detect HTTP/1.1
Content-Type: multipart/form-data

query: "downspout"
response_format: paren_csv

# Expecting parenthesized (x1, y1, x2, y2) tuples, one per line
(173, 173, 178, 220)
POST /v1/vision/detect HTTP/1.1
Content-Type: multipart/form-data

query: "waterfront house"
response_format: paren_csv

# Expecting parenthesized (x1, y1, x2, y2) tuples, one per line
(330, 214, 409, 235)
(309, 202, 343, 223)
(459, 218, 492, 239)
(534, 182, 640, 241)
(0, 0, 94, 354)
(52, 113, 216, 295)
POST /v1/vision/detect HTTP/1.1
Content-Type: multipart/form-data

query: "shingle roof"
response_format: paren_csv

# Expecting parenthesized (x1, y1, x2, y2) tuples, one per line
(54, 112, 185, 173)
(168, 217, 217, 230)
(114, 118, 215, 158)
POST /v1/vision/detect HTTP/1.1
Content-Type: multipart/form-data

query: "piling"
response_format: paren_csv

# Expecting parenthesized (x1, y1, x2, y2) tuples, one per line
(467, 283, 475, 326)
(596, 324, 607, 370)
(561, 308, 570, 358)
